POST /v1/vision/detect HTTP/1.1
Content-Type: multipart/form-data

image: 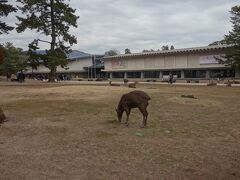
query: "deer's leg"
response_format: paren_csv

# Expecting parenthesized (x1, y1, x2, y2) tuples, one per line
(139, 106, 148, 128)
(125, 108, 131, 126)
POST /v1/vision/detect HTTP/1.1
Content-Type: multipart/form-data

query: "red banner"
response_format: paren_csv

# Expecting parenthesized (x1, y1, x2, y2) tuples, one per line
(111, 60, 126, 69)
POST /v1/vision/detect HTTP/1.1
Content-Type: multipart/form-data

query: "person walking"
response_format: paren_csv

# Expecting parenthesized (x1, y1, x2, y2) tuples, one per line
(169, 72, 173, 84)
(11, 73, 16, 81)
(6, 72, 10, 81)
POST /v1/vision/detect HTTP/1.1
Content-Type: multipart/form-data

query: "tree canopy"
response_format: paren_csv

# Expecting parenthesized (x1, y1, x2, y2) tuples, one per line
(105, 49, 120, 56)
(125, 48, 131, 54)
(142, 49, 154, 53)
(16, 0, 79, 81)
(217, 6, 240, 70)
(0, 42, 27, 74)
(0, 0, 17, 65)
(0, 0, 17, 34)
(161, 45, 169, 51)
(170, 45, 175, 50)
(161, 45, 175, 51)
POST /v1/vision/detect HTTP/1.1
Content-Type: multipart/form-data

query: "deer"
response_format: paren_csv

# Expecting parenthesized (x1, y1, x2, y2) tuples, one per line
(0, 108, 6, 125)
(115, 90, 151, 128)
(128, 81, 138, 88)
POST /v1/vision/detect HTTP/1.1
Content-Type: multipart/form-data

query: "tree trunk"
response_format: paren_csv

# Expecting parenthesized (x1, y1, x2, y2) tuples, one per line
(48, 0, 56, 82)
(50, 0, 56, 52)
(0, 47, 4, 65)
(48, 67, 56, 82)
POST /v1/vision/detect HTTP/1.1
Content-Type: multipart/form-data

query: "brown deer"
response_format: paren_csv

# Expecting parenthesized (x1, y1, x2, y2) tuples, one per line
(109, 81, 121, 86)
(128, 81, 138, 88)
(226, 80, 232, 87)
(0, 108, 6, 125)
(116, 90, 151, 127)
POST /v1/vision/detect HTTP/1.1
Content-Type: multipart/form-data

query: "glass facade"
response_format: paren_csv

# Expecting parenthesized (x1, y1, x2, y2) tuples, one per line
(109, 69, 235, 79)
(144, 71, 160, 78)
(184, 70, 206, 78)
(210, 69, 235, 78)
(127, 72, 141, 78)
(112, 72, 124, 78)
(183, 69, 235, 78)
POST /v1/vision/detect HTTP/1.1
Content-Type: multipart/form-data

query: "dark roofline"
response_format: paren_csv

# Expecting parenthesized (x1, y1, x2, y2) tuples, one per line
(32, 50, 103, 61)
(103, 44, 232, 60)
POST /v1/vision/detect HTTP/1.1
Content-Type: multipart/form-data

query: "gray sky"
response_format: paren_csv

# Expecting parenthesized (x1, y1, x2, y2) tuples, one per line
(0, 0, 239, 54)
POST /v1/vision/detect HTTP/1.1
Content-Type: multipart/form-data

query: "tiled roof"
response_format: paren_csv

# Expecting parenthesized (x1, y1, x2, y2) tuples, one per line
(35, 50, 92, 60)
(67, 50, 91, 60)
(104, 44, 232, 60)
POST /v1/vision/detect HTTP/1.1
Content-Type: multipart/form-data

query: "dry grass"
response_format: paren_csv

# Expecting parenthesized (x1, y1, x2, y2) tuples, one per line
(0, 84, 240, 179)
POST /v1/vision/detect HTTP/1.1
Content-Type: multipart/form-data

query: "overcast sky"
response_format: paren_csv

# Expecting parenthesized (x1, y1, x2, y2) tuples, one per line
(0, 0, 239, 54)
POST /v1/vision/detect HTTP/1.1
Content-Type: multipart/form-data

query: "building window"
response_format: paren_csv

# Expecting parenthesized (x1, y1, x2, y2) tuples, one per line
(105, 73, 110, 78)
(210, 69, 235, 78)
(185, 70, 206, 78)
(144, 71, 160, 78)
(127, 72, 141, 78)
(112, 72, 124, 78)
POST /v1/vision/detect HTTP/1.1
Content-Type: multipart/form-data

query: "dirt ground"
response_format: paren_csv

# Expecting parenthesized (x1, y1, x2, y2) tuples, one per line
(0, 83, 240, 179)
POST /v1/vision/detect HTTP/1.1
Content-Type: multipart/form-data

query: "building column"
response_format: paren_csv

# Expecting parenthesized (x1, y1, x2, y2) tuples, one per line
(206, 70, 210, 79)
(141, 72, 144, 79)
(235, 69, 240, 78)
(159, 71, 163, 79)
(109, 72, 113, 79)
(124, 72, 127, 79)
(181, 70, 185, 79)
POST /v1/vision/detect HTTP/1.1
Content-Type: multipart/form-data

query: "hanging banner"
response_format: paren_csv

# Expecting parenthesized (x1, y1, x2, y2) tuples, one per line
(199, 55, 222, 65)
(111, 60, 126, 69)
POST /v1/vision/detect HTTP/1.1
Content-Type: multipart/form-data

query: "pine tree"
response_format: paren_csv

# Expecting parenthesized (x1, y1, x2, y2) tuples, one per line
(16, 0, 79, 82)
(161, 45, 169, 51)
(0, 0, 17, 34)
(105, 49, 120, 56)
(170, 45, 175, 50)
(125, 48, 131, 54)
(0, 42, 27, 74)
(0, 0, 17, 65)
(218, 6, 240, 70)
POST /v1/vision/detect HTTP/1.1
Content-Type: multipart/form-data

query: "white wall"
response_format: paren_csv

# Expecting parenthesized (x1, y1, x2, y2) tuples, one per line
(26, 57, 92, 74)
(104, 52, 226, 72)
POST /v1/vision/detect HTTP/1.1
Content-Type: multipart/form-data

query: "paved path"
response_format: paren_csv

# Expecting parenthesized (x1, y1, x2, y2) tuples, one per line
(0, 79, 240, 87)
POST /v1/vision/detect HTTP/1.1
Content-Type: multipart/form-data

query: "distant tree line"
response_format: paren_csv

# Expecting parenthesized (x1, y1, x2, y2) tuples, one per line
(142, 45, 175, 53)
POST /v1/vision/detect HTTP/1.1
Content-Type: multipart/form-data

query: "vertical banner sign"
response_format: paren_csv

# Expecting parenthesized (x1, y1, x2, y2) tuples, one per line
(199, 55, 222, 65)
(111, 60, 126, 69)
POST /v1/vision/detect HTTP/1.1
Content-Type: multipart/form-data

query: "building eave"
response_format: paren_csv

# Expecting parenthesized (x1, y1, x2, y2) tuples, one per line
(103, 44, 232, 60)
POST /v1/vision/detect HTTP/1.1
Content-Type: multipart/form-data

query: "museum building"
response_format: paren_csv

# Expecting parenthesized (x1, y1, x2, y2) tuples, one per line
(103, 45, 239, 80)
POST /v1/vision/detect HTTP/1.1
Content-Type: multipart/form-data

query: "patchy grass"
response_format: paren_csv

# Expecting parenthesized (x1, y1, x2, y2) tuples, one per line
(0, 84, 240, 179)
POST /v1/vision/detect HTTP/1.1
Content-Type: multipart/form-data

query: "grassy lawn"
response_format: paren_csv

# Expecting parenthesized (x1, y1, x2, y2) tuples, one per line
(0, 84, 240, 179)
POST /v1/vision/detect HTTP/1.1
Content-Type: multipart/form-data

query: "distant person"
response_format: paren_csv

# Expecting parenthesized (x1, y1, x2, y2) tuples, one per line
(16, 71, 20, 82)
(21, 72, 25, 82)
(11, 73, 16, 81)
(169, 72, 173, 84)
(18, 71, 25, 83)
(6, 72, 10, 81)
